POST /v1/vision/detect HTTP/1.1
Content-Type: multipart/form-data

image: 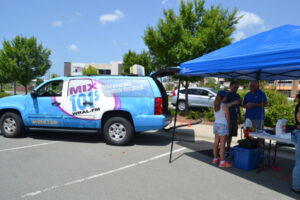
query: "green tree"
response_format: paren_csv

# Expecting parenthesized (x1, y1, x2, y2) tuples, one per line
(82, 65, 99, 75)
(50, 73, 60, 79)
(122, 50, 154, 75)
(35, 78, 44, 87)
(0, 35, 51, 94)
(0, 65, 10, 91)
(205, 77, 220, 91)
(143, 0, 239, 113)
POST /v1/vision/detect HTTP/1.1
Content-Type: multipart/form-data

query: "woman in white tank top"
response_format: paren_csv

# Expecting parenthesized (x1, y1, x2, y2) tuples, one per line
(212, 91, 240, 168)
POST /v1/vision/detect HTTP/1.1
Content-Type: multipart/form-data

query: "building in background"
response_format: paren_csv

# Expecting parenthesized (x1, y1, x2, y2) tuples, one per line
(130, 64, 145, 76)
(64, 61, 123, 76)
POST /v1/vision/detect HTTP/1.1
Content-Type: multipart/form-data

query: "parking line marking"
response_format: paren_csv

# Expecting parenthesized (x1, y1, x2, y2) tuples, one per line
(21, 147, 186, 198)
(0, 141, 59, 152)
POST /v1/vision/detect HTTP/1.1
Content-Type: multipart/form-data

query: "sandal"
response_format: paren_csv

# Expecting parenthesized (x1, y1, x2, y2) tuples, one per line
(219, 161, 232, 168)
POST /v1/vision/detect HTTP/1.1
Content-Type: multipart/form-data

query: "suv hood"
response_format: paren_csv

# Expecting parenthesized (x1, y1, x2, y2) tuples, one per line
(0, 94, 28, 108)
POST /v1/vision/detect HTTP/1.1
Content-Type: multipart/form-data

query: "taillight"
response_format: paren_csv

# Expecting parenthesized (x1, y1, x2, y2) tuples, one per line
(155, 97, 162, 115)
(173, 89, 176, 96)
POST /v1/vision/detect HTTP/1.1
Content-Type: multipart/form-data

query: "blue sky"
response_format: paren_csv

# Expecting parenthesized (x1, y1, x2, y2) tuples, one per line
(1, 0, 300, 77)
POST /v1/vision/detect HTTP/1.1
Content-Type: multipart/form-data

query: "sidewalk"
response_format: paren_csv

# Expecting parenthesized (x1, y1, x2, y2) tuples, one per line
(156, 122, 295, 160)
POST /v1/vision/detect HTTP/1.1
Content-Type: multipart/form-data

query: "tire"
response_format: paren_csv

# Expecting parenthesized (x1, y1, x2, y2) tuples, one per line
(178, 101, 186, 111)
(0, 112, 25, 138)
(103, 117, 134, 145)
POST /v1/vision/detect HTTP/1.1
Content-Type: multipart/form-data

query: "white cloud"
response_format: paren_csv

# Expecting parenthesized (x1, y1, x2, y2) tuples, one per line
(99, 10, 124, 24)
(74, 11, 81, 16)
(232, 31, 246, 42)
(66, 44, 79, 52)
(236, 11, 264, 30)
(52, 20, 63, 27)
(162, 0, 168, 4)
(112, 40, 118, 46)
(233, 11, 269, 42)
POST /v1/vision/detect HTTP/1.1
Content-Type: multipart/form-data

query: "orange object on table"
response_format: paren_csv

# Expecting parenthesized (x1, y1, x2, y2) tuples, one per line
(244, 128, 250, 138)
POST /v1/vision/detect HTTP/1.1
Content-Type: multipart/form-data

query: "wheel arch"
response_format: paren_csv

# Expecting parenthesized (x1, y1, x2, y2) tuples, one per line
(0, 109, 23, 121)
(101, 110, 135, 131)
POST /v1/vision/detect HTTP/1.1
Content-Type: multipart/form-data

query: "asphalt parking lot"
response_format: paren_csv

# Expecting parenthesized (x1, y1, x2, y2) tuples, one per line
(0, 129, 299, 200)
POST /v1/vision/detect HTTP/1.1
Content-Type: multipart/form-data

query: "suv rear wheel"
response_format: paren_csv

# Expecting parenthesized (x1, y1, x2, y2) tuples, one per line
(0, 112, 25, 138)
(103, 117, 134, 145)
(178, 101, 186, 111)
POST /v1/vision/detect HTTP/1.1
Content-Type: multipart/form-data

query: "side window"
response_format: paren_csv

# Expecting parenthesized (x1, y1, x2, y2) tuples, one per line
(199, 89, 209, 96)
(37, 80, 63, 97)
(179, 89, 185, 94)
(188, 89, 198, 95)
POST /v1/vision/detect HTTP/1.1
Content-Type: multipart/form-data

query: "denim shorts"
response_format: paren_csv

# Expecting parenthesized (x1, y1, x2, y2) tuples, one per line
(213, 122, 229, 136)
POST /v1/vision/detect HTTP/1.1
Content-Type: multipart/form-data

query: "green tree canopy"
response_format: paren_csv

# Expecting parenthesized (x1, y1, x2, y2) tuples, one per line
(82, 65, 99, 75)
(0, 35, 51, 94)
(50, 73, 60, 79)
(143, 0, 240, 113)
(122, 50, 154, 75)
(143, 0, 239, 68)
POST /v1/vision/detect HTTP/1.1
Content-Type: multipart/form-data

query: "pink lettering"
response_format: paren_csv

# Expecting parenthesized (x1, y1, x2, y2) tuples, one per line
(70, 86, 82, 95)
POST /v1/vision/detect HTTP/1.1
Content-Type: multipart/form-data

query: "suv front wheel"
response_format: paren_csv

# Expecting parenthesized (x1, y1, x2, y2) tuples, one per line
(103, 117, 134, 145)
(0, 112, 25, 138)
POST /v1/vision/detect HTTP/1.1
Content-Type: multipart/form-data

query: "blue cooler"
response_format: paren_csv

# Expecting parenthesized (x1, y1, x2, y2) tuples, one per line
(233, 146, 259, 170)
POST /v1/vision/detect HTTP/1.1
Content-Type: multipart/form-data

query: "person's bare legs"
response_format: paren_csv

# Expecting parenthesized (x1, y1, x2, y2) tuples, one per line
(220, 135, 227, 161)
(213, 134, 220, 158)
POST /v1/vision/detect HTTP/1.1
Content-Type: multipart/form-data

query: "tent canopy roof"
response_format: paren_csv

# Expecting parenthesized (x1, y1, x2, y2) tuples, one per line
(180, 25, 300, 80)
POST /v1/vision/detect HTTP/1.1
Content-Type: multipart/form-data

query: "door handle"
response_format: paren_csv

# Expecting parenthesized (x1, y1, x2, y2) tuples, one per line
(52, 101, 61, 106)
(83, 101, 93, 106)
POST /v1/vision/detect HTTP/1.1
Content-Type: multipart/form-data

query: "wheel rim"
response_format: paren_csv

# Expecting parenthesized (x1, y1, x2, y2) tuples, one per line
(178, 102, 185, 111)
(108, 123, 126, 141)
(3, 117, 17, 134)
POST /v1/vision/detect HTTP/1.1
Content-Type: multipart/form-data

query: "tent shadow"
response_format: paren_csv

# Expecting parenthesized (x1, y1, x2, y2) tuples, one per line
(177, 140, 298, 199)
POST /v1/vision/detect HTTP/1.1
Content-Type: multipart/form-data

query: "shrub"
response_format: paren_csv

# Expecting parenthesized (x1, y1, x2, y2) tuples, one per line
(186, 110, 200, 119)
(204, 108, 215, 122)
(265, 104, 295, 127)
(0, 92, 11, 98)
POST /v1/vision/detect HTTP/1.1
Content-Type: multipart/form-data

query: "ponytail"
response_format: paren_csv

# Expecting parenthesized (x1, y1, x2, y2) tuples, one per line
(214, 96, 223, 112)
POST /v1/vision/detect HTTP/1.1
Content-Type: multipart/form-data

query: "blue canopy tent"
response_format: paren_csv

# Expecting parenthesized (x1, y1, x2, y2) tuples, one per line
(180, 25, 300, 80)
(169, 25, 300, 162)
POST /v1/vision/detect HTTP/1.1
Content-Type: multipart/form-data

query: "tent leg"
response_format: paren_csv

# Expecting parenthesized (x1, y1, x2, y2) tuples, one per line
(169, 77, 182, 163)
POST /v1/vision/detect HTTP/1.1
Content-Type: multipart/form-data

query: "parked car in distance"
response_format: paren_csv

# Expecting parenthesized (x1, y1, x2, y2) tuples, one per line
(171, 87, 217, 111)
(0, 75, 171, 146)
(166, 90, 173, 96)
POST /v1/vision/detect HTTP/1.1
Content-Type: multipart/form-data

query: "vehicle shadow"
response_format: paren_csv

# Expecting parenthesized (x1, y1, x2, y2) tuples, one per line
(26, 129, 105, 144)
(176, 140, 298, 199)
(133, 132, 171, 146)
(21, 129, 172, 146)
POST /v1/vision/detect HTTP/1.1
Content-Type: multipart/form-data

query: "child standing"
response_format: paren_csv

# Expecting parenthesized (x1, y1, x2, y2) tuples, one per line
(213, 91, 239, 167)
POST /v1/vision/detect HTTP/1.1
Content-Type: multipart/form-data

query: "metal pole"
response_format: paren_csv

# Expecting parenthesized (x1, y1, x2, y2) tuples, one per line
(169, 77, 182, 163)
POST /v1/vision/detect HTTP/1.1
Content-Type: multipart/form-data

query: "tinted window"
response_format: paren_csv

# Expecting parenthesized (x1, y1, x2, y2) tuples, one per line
(101, 79, 154, 97)
(188, 89, 200, 95)
(37, 80, 63, 97)
(199, 89, 209, 96)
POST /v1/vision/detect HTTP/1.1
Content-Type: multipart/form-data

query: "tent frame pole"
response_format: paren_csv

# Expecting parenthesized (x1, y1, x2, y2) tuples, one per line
(169, 77, 182, 163)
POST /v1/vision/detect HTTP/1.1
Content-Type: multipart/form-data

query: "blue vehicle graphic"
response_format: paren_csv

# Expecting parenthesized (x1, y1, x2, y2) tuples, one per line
(0, 75, 172, 145)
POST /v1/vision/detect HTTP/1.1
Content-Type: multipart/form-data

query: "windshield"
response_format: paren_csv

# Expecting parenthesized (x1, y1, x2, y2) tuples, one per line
(208, 88, 217, 94)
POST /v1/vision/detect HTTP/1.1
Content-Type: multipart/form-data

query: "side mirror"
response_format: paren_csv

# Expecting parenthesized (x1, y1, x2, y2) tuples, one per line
(31, 90, 37, 98)
(209, 94, 214, 98)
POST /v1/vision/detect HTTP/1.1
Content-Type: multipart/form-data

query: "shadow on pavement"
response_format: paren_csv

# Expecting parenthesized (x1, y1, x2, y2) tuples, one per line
(133, 132, 171, 146)
(177, 140, 298, 199)
(27, 129, 105, 143)
(18, 129, 172, 146)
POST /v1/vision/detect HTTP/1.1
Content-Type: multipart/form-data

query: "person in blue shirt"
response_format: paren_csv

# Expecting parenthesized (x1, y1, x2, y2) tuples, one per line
(243, 80, 268, 130)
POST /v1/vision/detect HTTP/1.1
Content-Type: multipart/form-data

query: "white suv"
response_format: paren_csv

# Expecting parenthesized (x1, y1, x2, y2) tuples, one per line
(171, 87, 217, 111)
